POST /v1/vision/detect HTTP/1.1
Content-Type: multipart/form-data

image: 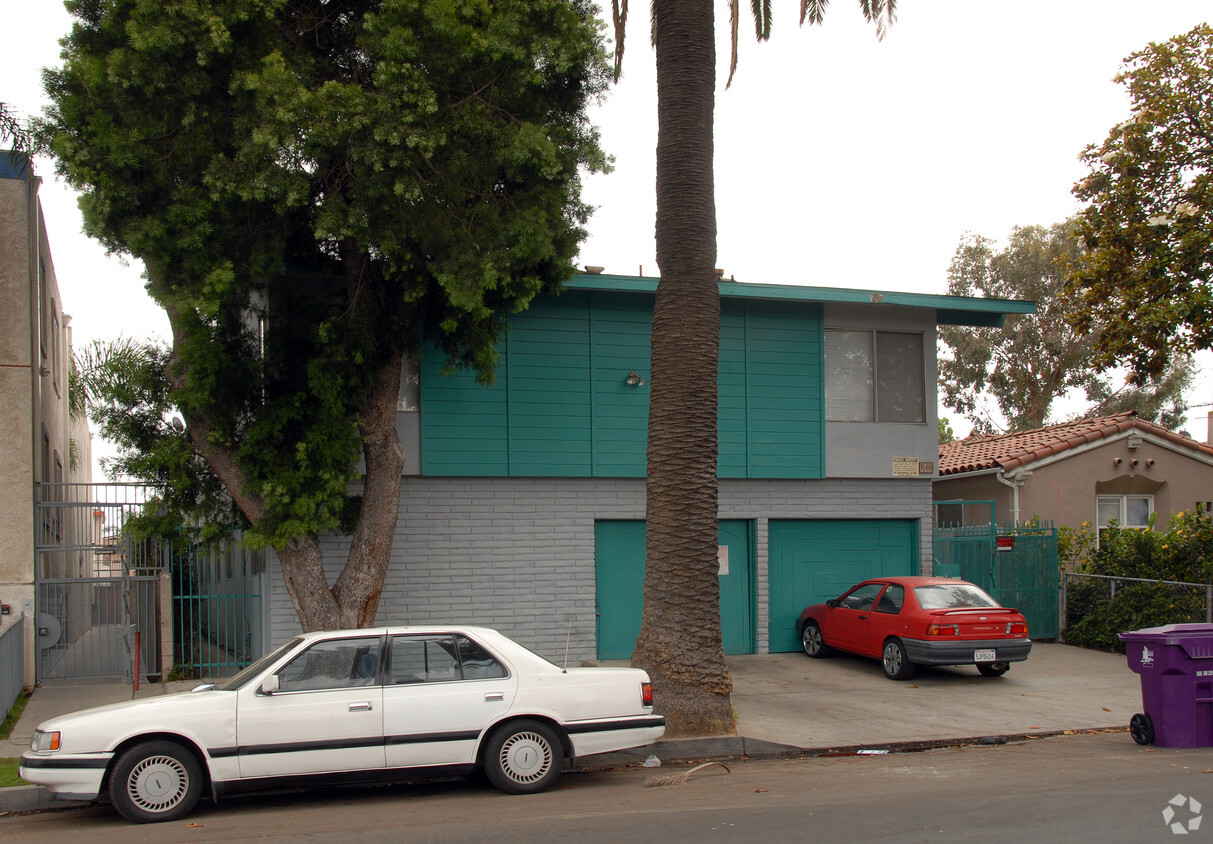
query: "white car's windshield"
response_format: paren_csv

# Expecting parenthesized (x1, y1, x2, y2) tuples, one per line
(217, 637, 303, 691)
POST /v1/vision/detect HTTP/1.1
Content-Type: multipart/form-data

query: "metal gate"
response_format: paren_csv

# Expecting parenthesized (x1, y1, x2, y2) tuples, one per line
(35, 483, 164, 681)
(35, 483, 264, 682)
(933, 500, 1060, 640)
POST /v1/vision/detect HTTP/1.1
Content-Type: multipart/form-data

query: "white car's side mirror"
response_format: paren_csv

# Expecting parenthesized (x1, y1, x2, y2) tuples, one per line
(259, 675, 281, 695)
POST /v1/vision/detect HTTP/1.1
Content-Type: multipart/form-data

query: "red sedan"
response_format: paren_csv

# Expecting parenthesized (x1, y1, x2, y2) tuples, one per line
(797, 576, 1031, 680)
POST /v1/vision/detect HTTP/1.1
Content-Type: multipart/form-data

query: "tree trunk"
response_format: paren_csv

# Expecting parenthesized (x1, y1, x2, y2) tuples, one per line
(630, 0, 734, 737)
(333, 348, 406, 628)
(163, 301, 405, 633)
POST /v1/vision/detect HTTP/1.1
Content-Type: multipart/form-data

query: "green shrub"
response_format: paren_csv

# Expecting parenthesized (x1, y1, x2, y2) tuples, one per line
(1062, 510, 1213, 652)
(1062, 581, 1206, 652)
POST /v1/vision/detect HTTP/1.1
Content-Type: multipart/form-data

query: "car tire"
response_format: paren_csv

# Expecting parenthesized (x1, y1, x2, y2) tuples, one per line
(977, 661, 1010, 677)
(1130, 712, 1155, 746)
(483, 719, 563, 794)
(107, 740, 203, 823)
(801, 621, 831, 658)
(881, 638, 916, 680)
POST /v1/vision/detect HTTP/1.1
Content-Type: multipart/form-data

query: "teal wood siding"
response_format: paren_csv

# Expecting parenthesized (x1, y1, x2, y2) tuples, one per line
(505, 295, 592, 475)
(419, 349, 510, 476)
(717, 306, 749, 476)
(421, 291, 824, 479)
(590, 293, 652, 476)
(718, 299, 824, 479)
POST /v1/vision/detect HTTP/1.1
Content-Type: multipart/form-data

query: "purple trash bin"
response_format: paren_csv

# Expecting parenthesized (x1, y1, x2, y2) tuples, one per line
(1119, 623, 1213, 748)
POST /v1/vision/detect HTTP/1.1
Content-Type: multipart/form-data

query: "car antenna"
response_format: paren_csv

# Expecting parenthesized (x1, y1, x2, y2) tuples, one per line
(562, 615, 573, 673)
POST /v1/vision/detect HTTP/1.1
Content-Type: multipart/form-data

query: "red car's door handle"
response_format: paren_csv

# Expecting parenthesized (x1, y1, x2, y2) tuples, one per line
(857, 615, 868, 620)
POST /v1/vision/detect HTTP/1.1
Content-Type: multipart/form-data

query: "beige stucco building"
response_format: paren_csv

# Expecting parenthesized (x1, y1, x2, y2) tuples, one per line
(936, 412, 1213, 534)
(1, 151, 92, 689)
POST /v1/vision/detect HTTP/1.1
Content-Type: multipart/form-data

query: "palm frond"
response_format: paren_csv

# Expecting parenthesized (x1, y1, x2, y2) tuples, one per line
(752, 0, 772, 40)
(612, 0, 629, 81)
(728, 0, 741, 87)
(861, 0, 897, 40)
(800, 0, 829, 26)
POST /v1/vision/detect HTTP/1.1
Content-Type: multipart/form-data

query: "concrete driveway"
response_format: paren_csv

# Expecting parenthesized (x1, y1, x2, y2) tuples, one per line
(724, 642, 1140, 751)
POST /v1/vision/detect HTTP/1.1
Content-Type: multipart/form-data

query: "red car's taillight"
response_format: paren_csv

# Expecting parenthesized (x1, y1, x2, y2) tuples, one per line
(641, 681, 654, 707)
(1006, 621, 1028, 636)
(926, 623, 959, 637)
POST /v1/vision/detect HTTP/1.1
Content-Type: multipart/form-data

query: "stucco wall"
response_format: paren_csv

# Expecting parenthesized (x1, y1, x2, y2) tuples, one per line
(0, 176, 34, 589)
(934, 432, 1213, 530)
(0, 169, 81, 689)
(266, 476, 934, 662)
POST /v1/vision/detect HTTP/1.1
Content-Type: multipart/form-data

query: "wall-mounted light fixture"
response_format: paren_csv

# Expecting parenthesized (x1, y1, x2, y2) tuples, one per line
(626, 371, 646, 387)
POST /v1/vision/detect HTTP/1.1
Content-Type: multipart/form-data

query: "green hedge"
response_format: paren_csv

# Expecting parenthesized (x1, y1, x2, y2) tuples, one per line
(1060, 509, 1213, 653)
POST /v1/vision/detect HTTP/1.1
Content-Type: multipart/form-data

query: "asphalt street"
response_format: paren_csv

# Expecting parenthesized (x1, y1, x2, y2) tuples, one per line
(0, 731, 1206, 842)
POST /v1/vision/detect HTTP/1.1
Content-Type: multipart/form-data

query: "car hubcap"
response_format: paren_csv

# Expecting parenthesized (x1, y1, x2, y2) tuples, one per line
(127, 755, 189, 813)
(883, 644, 902, 674)
(803, 626, 821, 654)
(498, 731, 554, 785)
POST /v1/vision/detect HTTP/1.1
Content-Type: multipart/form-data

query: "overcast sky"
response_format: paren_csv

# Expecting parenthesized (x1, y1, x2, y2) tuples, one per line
(3, 2, 1212, 475)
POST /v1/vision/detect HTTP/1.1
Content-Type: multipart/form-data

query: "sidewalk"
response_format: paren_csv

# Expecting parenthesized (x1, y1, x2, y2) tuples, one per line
(0, 643, 1143, 814)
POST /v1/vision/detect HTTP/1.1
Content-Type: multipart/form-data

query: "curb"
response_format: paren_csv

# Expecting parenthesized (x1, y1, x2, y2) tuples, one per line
(0, 726, 1129, 818)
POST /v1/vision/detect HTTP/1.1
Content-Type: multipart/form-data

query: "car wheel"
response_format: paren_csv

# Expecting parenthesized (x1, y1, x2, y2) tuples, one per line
(108, 740, 203, 824)
(977, 661, 1010, 677)
(801, 621, 831, 658)
(483, 719, 563, 794)
(881, 638, 916, 680)
(1130, 712, 1155, 746)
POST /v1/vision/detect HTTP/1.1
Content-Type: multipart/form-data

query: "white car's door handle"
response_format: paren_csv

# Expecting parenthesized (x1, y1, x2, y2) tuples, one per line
(349, 701, 373, 712)
(484, 692, 505, 702)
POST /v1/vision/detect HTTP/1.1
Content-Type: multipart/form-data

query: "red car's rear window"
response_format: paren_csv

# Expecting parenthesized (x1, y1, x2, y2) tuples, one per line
(914, 583, 1001, 610)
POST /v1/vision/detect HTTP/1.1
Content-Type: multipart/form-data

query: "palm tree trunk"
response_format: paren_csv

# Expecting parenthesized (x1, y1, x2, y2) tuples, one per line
(631, 0, 734, 737)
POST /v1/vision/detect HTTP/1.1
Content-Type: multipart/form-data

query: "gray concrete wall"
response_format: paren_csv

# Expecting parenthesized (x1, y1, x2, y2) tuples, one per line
(266, 476, 934, 662)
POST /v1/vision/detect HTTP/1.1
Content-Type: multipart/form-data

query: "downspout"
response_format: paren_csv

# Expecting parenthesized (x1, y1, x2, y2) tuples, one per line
(995, 468, 1031, 526)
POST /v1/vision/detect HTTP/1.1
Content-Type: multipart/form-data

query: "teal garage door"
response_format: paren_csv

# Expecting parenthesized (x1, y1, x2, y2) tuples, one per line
(595, 520, 755, 659)
(768, 519, 918, 653)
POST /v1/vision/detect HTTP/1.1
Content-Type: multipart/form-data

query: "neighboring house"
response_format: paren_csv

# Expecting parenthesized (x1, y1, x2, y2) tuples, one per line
(935, 412, 1213, 537)
(266, 272, 1032, 661)
(0, 150, 93, 689)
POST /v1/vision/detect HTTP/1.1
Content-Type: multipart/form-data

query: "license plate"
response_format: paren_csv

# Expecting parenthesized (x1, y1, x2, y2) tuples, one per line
(974, 649, 996, 662)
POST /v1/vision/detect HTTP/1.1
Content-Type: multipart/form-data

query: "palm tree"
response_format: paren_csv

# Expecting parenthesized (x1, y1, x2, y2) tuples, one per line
(617, 1, 895, 736)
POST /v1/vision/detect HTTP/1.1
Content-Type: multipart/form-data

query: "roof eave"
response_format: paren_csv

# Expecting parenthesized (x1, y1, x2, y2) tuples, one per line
(566, 273, 1035, 328)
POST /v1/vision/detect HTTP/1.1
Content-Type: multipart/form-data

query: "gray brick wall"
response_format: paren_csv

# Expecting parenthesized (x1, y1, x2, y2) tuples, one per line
(266, 477, 933, 662)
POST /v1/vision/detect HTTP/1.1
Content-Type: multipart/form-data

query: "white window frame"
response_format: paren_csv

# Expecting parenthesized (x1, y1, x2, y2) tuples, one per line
(1096, 494, 1153, 544)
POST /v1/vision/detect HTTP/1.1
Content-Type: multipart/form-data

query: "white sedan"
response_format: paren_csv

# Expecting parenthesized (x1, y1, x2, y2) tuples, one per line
(20, 626, 665, 823)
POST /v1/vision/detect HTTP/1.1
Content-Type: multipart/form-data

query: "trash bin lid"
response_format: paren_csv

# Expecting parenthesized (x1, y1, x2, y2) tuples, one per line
(1119, 623, 1213, 659)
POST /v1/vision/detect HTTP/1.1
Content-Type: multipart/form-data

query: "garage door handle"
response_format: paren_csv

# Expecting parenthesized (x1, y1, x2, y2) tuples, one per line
(485, 692, 505, 702)
(349, 701, 373, 712)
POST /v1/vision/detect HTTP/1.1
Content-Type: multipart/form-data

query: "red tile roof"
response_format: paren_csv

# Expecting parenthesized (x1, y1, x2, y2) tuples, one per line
(938, 411, 1213, 476)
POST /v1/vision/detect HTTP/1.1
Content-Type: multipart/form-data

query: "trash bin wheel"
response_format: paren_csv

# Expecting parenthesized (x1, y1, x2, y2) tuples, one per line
(1130, 712, 1155, 746)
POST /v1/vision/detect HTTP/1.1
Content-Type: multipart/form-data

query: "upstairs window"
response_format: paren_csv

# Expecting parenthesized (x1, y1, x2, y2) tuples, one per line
(825, 329, 925, 423)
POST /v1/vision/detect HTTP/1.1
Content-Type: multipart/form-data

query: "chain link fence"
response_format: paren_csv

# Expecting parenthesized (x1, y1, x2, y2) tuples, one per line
(1062, 572, 1213, 652)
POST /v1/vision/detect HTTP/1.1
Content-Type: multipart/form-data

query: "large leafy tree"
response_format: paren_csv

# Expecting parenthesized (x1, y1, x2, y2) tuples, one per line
(940, 222, 1193, 434)
(1070, 23, 1213, 381)
(39, 0, 609, 631)
(611, 0, 894, 736)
